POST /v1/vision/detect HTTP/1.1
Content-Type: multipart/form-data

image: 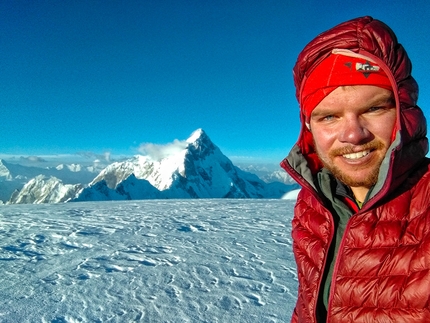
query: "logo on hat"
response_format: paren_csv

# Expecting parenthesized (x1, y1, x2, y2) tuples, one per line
(356, 61, 380, 78)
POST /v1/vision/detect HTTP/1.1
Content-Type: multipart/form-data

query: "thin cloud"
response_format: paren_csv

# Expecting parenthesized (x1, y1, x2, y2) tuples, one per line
(138, 139, 188, 161)
(19, 156, 47, 163)
(76, 151, 112, 163)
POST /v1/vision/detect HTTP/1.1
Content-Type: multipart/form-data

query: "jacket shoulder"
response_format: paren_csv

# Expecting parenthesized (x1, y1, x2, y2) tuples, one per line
(401, 158, 430, 217)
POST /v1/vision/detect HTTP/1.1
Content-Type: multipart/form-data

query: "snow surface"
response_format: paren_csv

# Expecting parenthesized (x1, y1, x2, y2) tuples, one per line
(0, 199, 297, 322)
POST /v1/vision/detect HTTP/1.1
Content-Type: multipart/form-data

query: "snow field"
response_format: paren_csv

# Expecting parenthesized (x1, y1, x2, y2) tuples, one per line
(0, 199, 297, 322)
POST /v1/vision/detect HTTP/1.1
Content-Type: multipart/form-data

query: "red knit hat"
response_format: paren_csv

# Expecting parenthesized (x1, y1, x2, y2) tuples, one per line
(301, 49, 392, 121)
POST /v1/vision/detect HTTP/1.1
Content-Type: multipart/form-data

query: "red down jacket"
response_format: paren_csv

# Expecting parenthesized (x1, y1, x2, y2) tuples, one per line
(281, 16, 430, 322)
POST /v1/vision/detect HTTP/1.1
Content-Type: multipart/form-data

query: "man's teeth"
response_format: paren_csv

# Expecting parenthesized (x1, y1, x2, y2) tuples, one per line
(343, 150, 370, 159)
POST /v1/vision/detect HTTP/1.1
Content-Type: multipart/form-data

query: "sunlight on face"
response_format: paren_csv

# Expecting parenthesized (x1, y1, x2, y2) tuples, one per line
(310, 85, 396, 191)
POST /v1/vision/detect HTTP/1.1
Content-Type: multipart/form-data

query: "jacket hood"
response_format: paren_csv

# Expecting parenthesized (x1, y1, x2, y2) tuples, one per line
(282, 16, 428, 202)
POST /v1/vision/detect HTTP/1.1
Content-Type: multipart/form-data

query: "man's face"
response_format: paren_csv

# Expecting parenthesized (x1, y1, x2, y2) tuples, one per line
(309, 85, 396, 190)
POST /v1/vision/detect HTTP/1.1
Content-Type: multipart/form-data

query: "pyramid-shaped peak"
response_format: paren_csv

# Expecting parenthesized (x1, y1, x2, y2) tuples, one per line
(185, 129, 218, 159)
(186, 129, 210, 144)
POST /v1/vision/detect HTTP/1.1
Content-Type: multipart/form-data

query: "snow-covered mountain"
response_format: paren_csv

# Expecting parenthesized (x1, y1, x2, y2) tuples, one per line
(8, 175, 83, 204)
(75, 129, 297, 201)
(74, 174, 160, 202)
(0, 159, 97, 203)
(4, 129, 298, 204)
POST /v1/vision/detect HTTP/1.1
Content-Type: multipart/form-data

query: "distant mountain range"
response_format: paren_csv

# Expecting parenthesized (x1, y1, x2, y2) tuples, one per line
(0, 160, 97, 203)
(1, 129, 298, 204)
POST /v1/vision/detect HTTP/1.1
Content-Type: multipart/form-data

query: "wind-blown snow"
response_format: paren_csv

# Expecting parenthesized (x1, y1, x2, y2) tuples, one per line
(0, 199, 297, 322)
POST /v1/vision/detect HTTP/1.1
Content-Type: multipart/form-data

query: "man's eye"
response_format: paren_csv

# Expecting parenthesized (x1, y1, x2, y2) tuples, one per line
(368, 106, 383, 112)
(368, 104, 396, 113)
(322, 115, 335, 121)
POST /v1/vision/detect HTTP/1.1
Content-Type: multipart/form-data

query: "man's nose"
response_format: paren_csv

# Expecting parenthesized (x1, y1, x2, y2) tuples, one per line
(338, 117, 371, 144)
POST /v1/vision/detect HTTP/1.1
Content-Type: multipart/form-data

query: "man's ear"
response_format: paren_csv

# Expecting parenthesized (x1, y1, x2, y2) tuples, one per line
(305, 122, 311, 131)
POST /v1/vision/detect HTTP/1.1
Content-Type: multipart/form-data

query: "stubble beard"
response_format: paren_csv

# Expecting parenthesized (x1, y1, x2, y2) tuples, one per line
(317, 141, 387, 189)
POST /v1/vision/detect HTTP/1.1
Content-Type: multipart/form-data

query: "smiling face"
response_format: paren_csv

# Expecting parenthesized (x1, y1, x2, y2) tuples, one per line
(309, 85, 396, 199)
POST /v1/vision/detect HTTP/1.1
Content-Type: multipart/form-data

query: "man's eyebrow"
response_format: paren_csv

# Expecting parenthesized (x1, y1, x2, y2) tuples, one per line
(379, 93, 395, 105)
(386, 94, 396, 105)
(368, 92, 395, 107)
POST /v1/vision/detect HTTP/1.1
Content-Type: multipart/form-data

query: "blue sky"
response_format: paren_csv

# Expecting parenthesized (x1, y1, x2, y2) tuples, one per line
(1, 0, 430, 165)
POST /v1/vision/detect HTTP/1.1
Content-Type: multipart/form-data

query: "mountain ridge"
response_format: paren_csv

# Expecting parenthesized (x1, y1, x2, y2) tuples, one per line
(2, 129, 298, 204)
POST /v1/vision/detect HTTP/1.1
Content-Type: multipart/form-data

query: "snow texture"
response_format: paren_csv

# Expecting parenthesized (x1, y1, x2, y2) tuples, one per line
(0, 199, 297, 322)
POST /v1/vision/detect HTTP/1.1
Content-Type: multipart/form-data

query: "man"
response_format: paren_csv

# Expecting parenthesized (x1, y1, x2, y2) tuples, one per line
(281, 16, 430, 322)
